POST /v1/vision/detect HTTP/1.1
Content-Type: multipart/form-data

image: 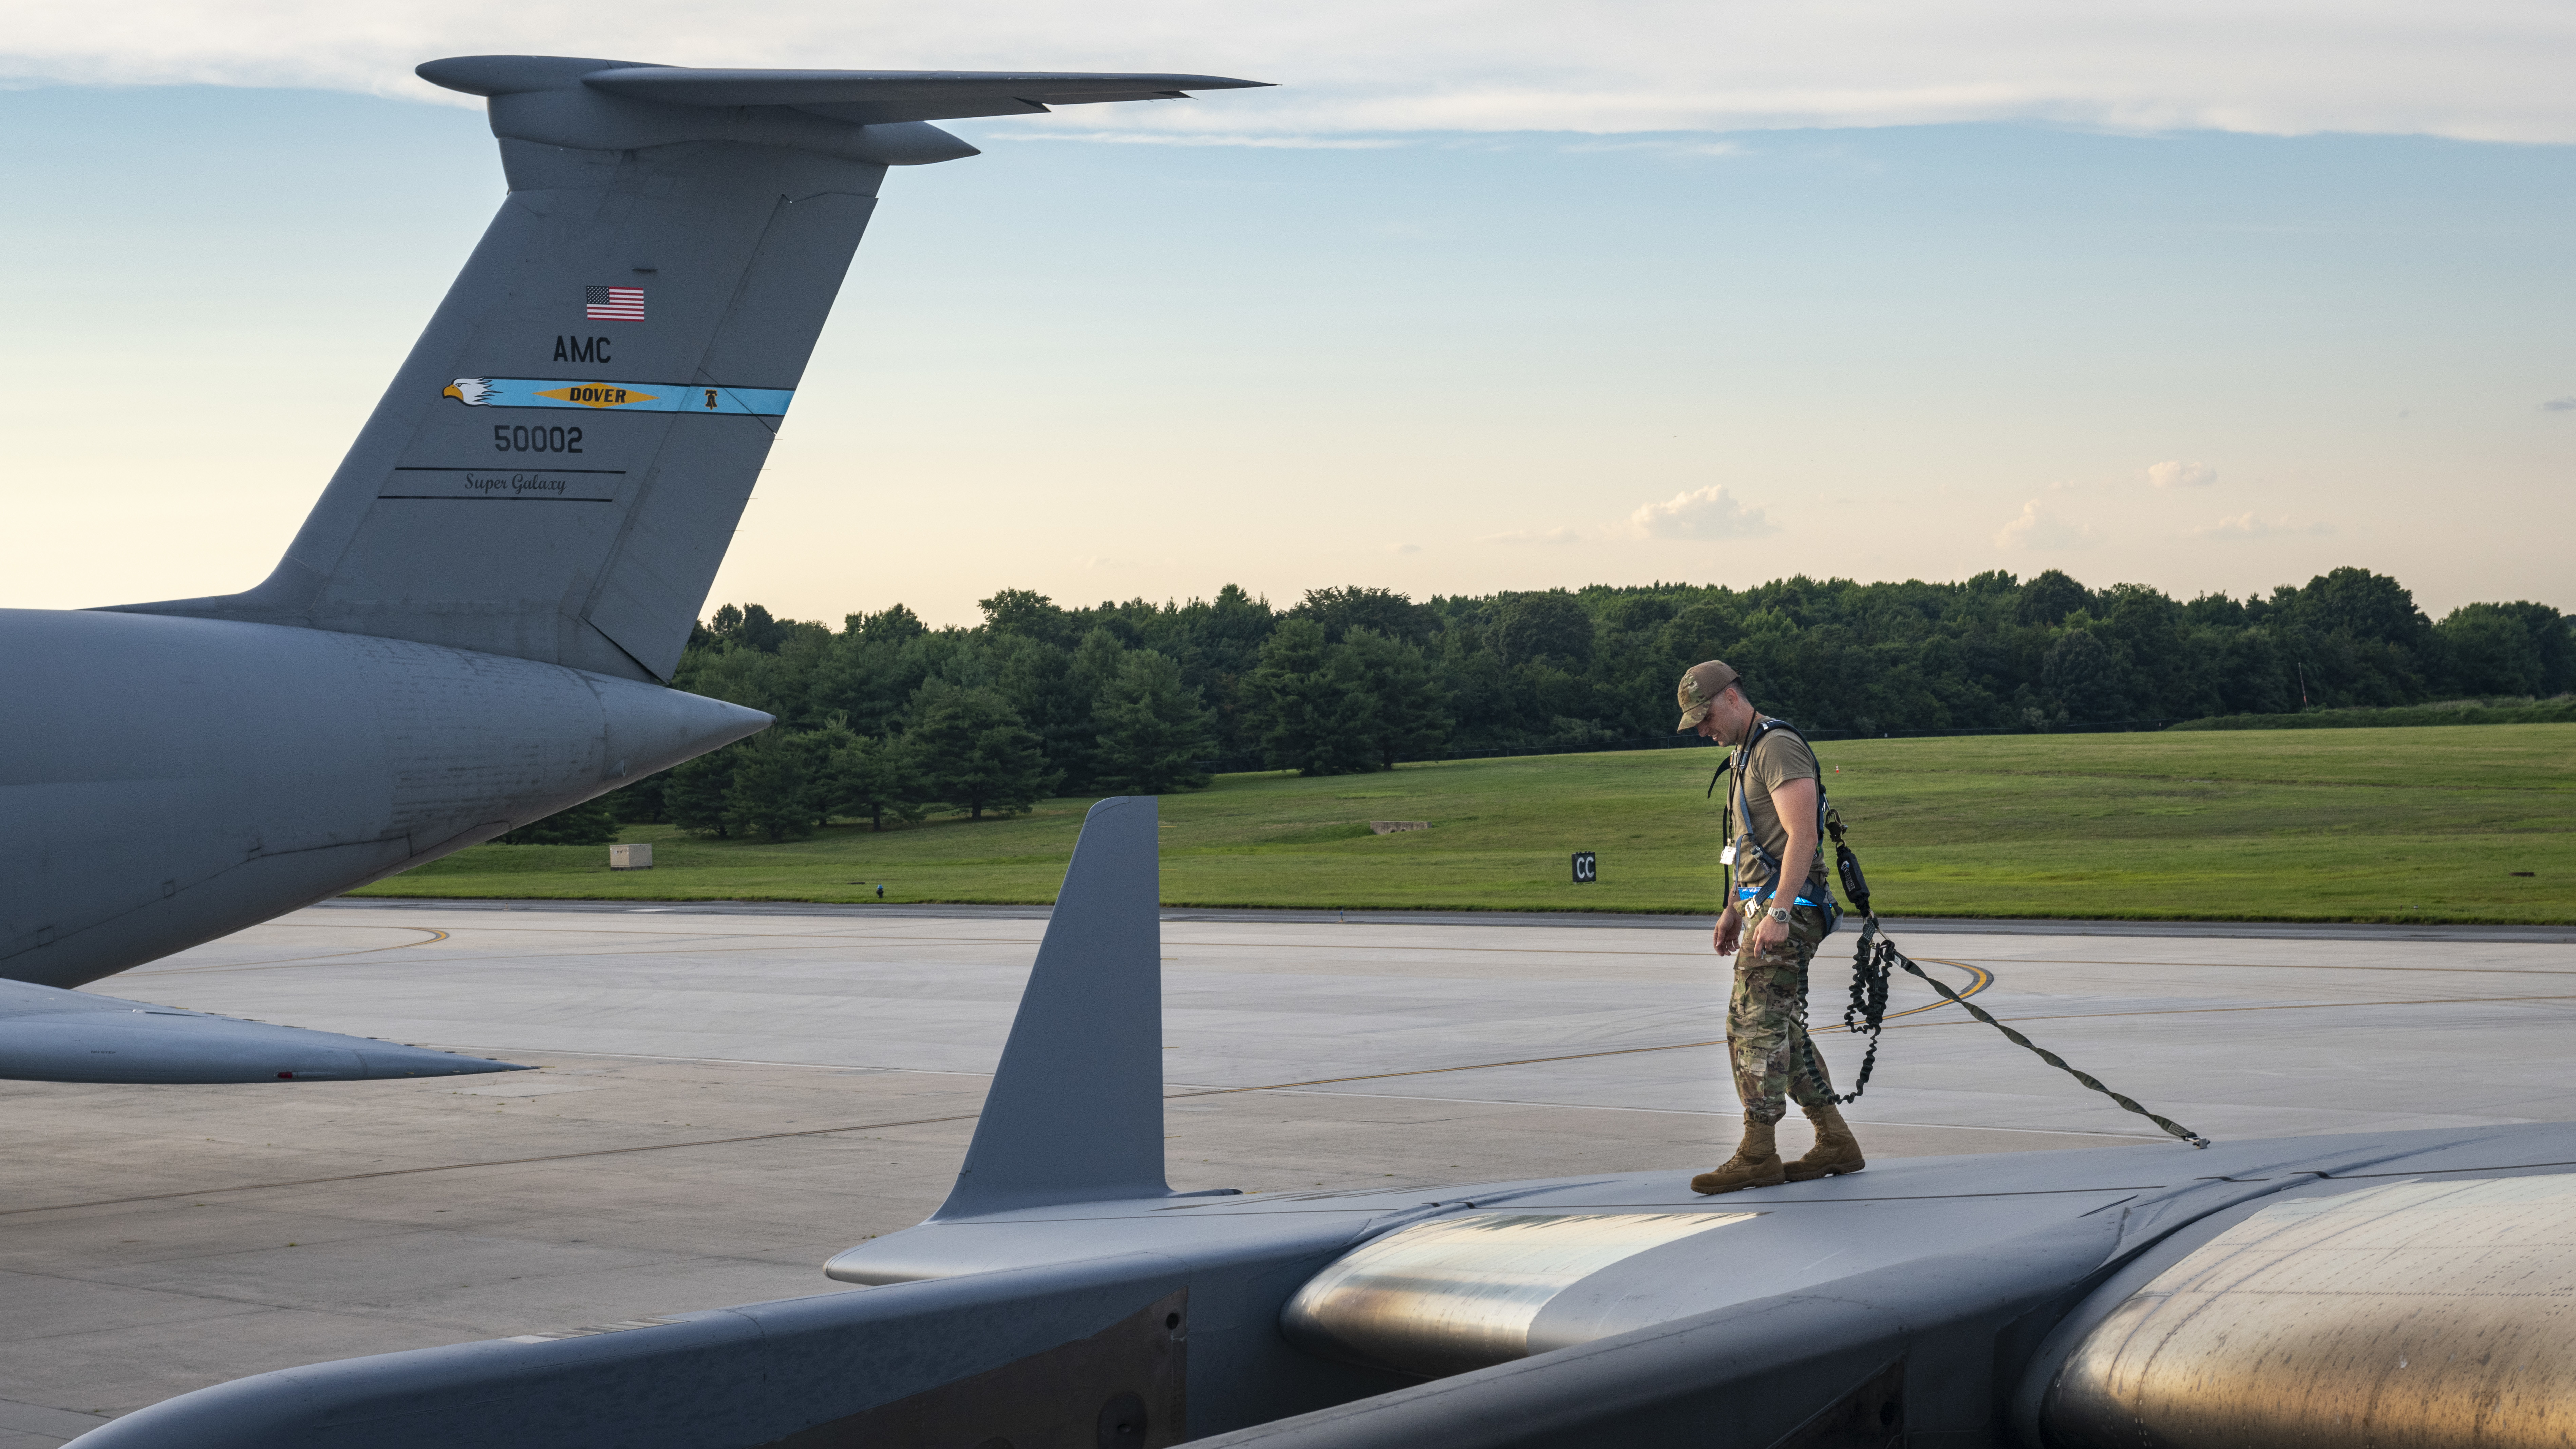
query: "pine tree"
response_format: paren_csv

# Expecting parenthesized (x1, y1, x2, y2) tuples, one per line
(722, 732, 817, 842)
(823, 731, 921, 831)
(1093, 650, 1215, 794)
(907, 680, 1055, 821)
(607, 772, 669, 825)
(1187, 582, 1278, 758)
(1340, 626, 1448, 768)
(666, 748, 739, 837)
(1248, 618, 1380, 776)
(796, 722, 861, 829)
(1054, 627, 1131, 791)
(994, 627, 1122, 795)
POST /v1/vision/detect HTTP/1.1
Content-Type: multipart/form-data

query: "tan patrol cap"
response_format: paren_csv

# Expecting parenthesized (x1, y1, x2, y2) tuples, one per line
(1675, 660, 1740, 730)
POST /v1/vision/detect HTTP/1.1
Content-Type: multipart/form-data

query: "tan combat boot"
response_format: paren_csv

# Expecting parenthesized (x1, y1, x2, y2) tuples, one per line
(1785, 1102, 1867, 1182)
(1690, 1116, 1787, 1195)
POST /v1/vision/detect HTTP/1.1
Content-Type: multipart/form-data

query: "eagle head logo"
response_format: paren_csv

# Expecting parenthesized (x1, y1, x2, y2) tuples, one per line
(442, 378, 498, 406)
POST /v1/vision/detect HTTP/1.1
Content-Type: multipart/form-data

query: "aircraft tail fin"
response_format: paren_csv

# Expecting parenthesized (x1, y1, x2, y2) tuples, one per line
(106, 57, 1265, 683)
(937, 796, 1167, 1218)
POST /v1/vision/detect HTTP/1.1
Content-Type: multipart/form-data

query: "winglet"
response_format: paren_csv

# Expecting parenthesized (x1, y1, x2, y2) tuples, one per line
(934, 796, 1166, 1218)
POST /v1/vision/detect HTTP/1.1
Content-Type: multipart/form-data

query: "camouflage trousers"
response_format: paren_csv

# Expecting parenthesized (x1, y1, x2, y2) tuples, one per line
(1729, 903, 1839, 1126)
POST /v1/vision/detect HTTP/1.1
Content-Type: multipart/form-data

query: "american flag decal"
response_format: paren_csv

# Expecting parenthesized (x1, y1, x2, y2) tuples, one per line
(585, 285, 646, 321)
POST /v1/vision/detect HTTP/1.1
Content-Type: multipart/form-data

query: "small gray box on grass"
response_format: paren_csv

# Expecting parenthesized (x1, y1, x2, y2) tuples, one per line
(610, 844, 653, 871)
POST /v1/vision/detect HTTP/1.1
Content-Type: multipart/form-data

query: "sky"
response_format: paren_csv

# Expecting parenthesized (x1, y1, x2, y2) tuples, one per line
(3, 3, 2570, 626)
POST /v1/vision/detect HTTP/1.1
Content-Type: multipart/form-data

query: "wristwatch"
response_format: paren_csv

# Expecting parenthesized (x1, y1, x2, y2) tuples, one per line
(1768, 905, 1792, 923)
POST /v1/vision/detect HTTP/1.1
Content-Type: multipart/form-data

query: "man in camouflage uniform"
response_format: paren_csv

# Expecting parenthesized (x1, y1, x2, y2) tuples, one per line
(1676, 660, 1866, 1194)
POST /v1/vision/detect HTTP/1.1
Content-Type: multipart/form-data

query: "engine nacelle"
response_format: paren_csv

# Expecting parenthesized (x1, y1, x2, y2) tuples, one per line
(2029, 1175, 2576, 1449)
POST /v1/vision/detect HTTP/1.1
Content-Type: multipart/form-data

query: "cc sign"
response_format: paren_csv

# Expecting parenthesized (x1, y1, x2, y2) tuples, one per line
(1571, 851, 1598, 884)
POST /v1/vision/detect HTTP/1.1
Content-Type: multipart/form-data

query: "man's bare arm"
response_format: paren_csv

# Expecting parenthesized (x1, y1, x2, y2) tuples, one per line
(1752, 775, 1821, 951)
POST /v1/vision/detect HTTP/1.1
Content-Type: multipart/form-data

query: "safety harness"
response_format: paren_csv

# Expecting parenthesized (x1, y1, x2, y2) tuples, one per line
(1710, 718, 1841, 933)
(1705, 723, 2211, 1148)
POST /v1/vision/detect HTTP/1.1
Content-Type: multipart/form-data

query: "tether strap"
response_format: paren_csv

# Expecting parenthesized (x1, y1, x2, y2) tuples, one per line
(1823, 929, 1893, 1106)
(1849, 916, 2211, 1149)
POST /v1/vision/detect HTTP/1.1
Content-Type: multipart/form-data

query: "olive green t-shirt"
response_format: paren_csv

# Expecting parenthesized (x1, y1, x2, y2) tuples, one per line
(1731, 720, 1831, 903)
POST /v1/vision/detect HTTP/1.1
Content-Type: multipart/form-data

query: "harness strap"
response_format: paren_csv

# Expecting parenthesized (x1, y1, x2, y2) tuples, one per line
(1732, 718, 1828, 903)
(1738, 888, 1833, 910)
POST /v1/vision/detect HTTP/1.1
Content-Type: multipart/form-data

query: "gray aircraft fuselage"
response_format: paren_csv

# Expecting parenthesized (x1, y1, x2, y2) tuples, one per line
(0, 605, 763, 992)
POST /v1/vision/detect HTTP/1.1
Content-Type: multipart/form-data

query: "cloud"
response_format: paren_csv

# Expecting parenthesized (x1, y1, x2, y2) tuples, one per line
(1995, 498, 2096, 550)
(2545, 397, 2576, 412)
(1629, 485, 1777, 540)
(3, 2, 2574, 143)
(2146, 459, 2217, 488)
(1555, 137, 1746, 158)
(2186, 513, 2331, 539)
(1480, 525, 1582, 545)
(1386, 541, 1423, 554)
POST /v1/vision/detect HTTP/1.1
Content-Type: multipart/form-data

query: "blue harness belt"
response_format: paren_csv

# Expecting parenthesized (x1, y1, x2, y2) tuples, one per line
(1738, 887, 1832, 910)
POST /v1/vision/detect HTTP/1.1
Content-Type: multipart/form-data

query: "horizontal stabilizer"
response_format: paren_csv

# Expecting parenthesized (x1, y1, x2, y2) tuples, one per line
(417, 56, 1269, 126)
(578, 67, 1272, 124)
(0, 978, 526, 1084)
(937, 796, 1167, 1218)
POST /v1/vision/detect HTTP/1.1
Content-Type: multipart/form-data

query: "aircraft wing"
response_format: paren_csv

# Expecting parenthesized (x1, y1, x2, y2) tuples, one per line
(0, 978, 526, 1084)
(60, 798, 2576, 1447)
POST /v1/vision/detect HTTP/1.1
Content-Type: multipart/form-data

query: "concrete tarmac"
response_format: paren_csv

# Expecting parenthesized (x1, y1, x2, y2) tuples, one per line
(6, 903, 2574, 1442)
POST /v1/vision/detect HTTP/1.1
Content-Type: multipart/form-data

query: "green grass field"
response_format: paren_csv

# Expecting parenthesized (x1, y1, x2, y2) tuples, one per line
(352, 723, 2576, 923)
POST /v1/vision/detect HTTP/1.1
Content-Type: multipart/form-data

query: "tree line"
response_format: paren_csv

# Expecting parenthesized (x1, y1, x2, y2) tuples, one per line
(509, 565, 2572, 843)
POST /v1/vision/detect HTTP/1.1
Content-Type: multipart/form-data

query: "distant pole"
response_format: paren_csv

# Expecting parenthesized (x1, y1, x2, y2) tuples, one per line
(2297, 662, 2310, 709)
